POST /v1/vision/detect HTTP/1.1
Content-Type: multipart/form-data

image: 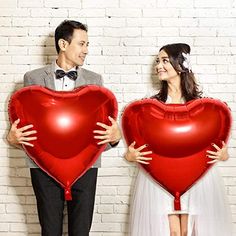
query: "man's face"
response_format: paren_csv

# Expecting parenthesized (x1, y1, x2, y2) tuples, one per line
(62, 29, 89, 68)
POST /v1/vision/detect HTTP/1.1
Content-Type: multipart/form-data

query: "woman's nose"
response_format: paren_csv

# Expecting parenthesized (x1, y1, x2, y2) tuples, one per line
(156, 62, 163, 71)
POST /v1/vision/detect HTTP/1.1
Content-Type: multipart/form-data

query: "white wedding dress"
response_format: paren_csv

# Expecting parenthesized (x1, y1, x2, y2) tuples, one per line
(129, 96, 233, 236)
(130, 167, 232, 236)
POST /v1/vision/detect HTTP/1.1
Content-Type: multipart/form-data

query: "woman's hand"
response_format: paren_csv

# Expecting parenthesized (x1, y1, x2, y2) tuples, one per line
(207, 141, 229, 164)
(124, 141, 152, 165)
(7, 119, 37, 147)
(93, 116, 121, 145)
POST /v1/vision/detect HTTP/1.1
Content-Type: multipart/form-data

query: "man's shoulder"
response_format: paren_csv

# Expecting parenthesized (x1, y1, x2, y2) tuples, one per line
(80, 68, 101, 78)
(24, 65, 51, 78)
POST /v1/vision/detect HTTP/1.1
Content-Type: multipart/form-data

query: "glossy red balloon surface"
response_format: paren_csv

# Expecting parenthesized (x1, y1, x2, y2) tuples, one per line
(122, 98, 231, 210)
(8, 85, 118, 199)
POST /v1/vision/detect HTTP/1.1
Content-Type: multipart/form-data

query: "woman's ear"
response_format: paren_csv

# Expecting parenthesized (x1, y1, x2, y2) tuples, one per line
(58, 39, 68, 52)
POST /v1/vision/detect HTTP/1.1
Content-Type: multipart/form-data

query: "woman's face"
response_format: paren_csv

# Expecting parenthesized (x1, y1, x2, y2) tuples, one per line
(155, 50, 179, 82)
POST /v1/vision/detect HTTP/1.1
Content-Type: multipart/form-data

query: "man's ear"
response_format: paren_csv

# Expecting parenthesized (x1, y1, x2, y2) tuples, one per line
(58, 39, 68, 52)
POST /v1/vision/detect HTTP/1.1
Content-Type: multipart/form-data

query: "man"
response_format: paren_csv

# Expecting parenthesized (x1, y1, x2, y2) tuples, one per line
(7, 20, 121, 236)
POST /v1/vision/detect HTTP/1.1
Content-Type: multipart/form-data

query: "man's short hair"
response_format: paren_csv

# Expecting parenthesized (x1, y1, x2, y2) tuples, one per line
(55, 20, 88, 54)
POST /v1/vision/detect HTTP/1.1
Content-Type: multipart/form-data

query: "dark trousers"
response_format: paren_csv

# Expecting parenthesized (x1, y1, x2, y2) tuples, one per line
(30, 168, 98, 236)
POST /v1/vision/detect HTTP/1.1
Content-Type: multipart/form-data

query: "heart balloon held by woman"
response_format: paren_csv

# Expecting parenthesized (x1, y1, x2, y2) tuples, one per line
(122, 98, 232, 210)
(8, 85, 118, 200)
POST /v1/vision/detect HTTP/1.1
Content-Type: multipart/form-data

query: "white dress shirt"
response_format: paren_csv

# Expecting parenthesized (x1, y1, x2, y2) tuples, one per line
(54, 61, 77, 91)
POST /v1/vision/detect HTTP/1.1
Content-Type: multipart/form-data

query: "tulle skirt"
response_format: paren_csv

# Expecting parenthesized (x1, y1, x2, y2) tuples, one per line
(130, 166, 233, 236)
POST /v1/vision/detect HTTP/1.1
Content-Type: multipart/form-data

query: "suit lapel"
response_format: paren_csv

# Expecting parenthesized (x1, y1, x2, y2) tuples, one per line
(44, 63, 56, 89)
(75, 67, 87, 87)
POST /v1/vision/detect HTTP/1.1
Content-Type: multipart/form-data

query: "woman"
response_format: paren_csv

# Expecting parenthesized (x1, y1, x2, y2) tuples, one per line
(124, 43, 232, 236)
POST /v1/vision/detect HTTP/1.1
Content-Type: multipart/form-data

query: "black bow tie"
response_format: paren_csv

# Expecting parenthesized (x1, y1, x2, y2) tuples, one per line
(55, 70, 78, 81)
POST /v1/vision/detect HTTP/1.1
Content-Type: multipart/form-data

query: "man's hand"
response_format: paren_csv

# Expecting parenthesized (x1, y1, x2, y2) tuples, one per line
(7, 119, 37, 148)
(93, 116, 121, 145)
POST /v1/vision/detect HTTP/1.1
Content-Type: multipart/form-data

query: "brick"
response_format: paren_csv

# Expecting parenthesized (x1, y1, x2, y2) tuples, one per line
(142, 27, 179, 37)
(12, 17, 51, 27)
(102, 213, 127, 223)
(18, 0, 44, 7)
(194, 0, 232, 8)
(98, 168, 129, 177)
(0, 8, 30, 16)
(91, 222, 121, 232)
(0, 0, 17, 8)
(30, 8, 68, 17)
(0, 27, 27, 36)
(180, 9, 217, 17)
(120, 0, 156, 8)
(69, 9, 105, 17)
(180, 27, 216, 36)
(96, 186, 117, 195)
(86, 18, 126, 28)
(143, 8, 180, 17)
(82, 0, 119, 8)
(87, 56, 122, 65)
(0, 222, 9, 231)
(106, 8, 141, 18)
(97, 204, 114, 214)
(158, 0, 193, 8)
(104, 27, 141, 37)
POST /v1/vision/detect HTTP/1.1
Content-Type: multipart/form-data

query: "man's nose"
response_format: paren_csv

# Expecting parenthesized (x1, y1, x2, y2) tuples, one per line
(83, 45, 88, 54)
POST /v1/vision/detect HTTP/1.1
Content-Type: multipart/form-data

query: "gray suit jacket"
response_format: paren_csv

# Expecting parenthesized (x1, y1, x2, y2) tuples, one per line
(23, 62, 107, 168)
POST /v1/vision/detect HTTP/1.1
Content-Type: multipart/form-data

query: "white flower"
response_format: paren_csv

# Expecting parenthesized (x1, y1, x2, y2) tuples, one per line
(182, 52, 192, 71)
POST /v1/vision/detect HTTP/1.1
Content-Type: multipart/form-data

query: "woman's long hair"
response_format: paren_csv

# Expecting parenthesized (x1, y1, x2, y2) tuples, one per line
(152, 43, 202, 102)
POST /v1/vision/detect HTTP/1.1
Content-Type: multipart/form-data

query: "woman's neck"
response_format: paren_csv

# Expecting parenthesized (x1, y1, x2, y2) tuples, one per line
(167, 80, 182, 104)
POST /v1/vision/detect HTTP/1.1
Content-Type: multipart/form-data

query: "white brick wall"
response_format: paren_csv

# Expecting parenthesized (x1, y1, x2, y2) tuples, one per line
(0, 0, 236, 235)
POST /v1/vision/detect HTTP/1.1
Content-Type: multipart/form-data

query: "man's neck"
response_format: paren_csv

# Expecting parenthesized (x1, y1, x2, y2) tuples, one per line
(56, 58, 76, 71)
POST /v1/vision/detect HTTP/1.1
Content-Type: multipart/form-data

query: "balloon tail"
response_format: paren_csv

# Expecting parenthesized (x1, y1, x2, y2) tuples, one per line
(65, 187, 72, 201)
(174, 192, 181, 210)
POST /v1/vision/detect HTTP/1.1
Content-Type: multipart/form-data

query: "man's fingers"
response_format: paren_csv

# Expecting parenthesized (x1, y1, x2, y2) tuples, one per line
(108, 116, 116, 124)
(12, 118, 20, 126)
(19, 141, 34, 147)
(94, 135, 108, 140)
(211, 143, 220, 151)
(93, 130, 107, 135)
(96, 122, 109, 129)
(20, 136, 37, 142)
(18, 124, 34, 132)
(207, 155, 219, 159)
(22, 130, 37, 137)
(206, 150, 216, 155)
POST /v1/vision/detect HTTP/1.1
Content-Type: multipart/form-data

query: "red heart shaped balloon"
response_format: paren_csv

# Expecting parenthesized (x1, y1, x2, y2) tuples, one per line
(122, 98, 231, 210)
(8, 85, 118, 199)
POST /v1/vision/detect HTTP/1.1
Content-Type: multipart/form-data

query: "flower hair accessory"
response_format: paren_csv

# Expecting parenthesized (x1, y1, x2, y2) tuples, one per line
(182, 52, 192, 71)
